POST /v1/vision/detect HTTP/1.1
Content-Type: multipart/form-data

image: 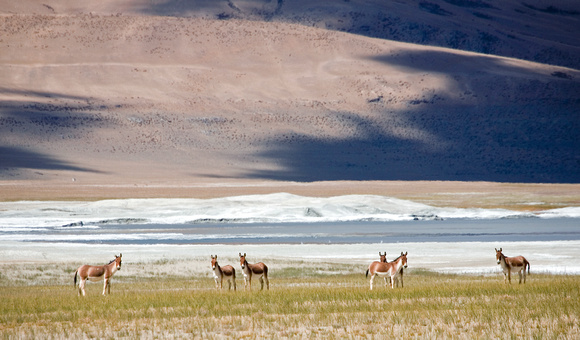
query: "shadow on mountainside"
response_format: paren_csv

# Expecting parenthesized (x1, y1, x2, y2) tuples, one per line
(0, 146, 99, 177)
(244, 51, 580, 183)
(0, 90, 109, 178)
(139, 0, 580, 69)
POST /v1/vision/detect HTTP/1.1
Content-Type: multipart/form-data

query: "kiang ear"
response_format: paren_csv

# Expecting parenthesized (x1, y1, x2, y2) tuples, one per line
(244, 253, 246, 257)
(211, 255, 215, 259)
(495, 248, 498, 252)
(499, 248, 502, 252)
(404, 252, 408, 256)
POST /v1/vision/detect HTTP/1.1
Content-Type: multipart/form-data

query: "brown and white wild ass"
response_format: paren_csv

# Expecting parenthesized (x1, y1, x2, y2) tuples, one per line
(239, 253, 269, 290)
(365, 252, 389, 288)
(495, 248, 530, 284)
(366, 252, 407, 290)
(211, 255, 236, 291)
(74, 254, 122, 296)
(377, 251, 405, 287)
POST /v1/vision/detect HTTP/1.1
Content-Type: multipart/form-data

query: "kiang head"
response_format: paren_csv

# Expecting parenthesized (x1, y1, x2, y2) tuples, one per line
(400, 252, 408, 268)
(239, 253, 247, 268)
(495, 248, 503, 264)
(379, 252, 387, 263)
(115, 254, 122, 270)
(211, 255, 218, 269)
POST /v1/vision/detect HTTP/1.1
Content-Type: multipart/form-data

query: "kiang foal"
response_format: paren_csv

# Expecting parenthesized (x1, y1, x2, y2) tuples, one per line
(495, 248, 530, 284)
(239, 253, 269, 290)
(211, 255, 236, 290)
(74, 254, 122, 296)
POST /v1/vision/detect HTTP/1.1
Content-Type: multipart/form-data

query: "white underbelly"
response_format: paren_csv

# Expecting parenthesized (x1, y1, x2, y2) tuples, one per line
(375, 271, 391, 277)
(87, 275, 104, 282)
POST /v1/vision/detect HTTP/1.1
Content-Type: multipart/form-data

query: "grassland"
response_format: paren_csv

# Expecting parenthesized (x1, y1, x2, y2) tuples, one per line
(1, 264, 578, 339)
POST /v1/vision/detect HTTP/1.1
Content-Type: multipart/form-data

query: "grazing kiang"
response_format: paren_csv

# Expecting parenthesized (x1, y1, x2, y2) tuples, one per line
(74, 254, 122, 296)
(495, 248, 530, 284)
(211, 255, 236, 291)
(366, 252, 408, 290)
(239, 253, 269, 291)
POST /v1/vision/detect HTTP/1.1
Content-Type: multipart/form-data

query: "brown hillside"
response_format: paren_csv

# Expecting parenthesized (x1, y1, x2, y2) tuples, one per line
(1, 0, 579, 199)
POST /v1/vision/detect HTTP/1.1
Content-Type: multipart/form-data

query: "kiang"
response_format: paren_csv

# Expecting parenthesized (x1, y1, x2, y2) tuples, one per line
(74, 248, 530, 295)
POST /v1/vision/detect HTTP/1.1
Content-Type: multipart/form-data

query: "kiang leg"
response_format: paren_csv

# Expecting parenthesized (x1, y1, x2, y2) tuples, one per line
(370, 274, 375, 290)
(103, 278, 112, 295)
(79, 278, 86, 296)
(259, 276, 264, 290)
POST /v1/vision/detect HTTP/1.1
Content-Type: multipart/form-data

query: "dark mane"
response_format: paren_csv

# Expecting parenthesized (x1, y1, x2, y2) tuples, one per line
(391, 254, 403, 262)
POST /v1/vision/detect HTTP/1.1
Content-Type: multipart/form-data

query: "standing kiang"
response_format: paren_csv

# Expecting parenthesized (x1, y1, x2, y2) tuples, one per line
(74, 254, 122, 296)
(211, 255, 236, 291)
(366, 252, 408, 290)
(365, 252, 390, 289)
(495, 248, 530, 284)
(239, 253, 269, 290)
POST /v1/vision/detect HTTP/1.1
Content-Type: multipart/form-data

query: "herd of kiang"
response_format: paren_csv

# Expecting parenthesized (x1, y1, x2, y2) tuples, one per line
(73, 249, 531, 296)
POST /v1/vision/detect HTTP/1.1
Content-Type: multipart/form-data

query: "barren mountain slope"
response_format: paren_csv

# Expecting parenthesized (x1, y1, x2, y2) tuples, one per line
(1, 0, 579, 190)
(4, 0, 580, 68)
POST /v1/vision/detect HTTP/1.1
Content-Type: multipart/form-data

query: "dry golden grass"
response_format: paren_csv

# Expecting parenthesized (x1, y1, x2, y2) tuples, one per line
(1, 265, 578, 339)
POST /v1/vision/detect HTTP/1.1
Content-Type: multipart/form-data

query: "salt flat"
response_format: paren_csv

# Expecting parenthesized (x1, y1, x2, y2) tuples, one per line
(2, 239, 579, 282)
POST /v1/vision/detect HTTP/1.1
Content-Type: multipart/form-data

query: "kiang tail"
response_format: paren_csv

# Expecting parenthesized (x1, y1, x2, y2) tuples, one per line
(74, 270, 78, 287)
(365, 269, 369, 278)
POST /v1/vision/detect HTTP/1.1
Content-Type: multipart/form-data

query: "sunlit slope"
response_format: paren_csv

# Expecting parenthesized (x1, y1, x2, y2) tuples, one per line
(4, 0, 579, 68)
